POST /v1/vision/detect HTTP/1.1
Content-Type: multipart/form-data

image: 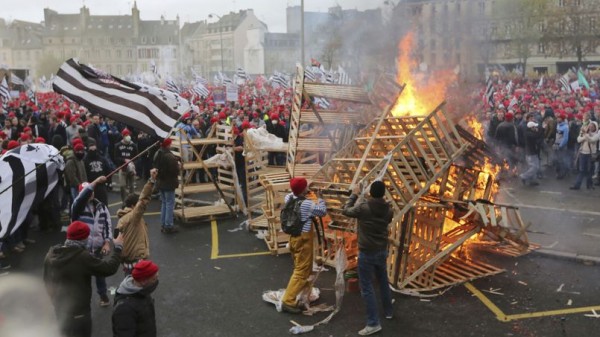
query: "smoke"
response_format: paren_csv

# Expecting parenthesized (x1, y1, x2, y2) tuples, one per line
(0, 274, 61, 337)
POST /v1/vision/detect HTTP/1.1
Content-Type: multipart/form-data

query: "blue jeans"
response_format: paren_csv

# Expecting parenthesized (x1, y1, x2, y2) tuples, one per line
(520, 155, 540, 182)
(358, 250, 393, 327)
(573, 153, 593, 188)
(160, 189, 175, 228)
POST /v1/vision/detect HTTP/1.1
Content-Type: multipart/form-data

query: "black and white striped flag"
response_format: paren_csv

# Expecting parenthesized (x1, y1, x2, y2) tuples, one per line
(53, 58, 189, 138)
(191, 68, 209, 86)
(272, 71, 289, 89)
(559, 72, 571, 93)
(0, 144, 65, 238)
(10, 73, 24, 86)
(484, 77, 495, 107)
(218, 72, 233, 86)
(235, 67, 247, 81)
(166, 78, 180, 93)
(304, 67, 316, 82)
(314, 97, 330, 109)
(0, 78, 10, 103)
(324, 70, 335, 84)
(337, 66, 352, 85)
(505, 80, 513, 94)
(192, 82, 210, 98)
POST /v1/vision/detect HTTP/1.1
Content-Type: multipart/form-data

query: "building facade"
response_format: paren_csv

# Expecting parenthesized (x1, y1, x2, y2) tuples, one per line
(396, 0, 600, 79)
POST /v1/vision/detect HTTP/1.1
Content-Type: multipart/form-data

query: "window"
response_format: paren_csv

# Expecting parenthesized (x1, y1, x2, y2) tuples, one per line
(127, 49, 133, 58)
(117, 65, 122, 75)
(538, 43, 545, 54)
(478, 1, 486, 14)
(116, 49, 122, 58)
(127, 64, 133, 74)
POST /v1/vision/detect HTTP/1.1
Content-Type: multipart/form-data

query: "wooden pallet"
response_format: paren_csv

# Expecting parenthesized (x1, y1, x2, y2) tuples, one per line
(174, 204, 232, 223)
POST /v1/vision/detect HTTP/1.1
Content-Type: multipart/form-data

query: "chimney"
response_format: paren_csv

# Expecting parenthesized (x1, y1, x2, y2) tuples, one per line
(132, 1, 139, 37)
(161, 15, 165, 25)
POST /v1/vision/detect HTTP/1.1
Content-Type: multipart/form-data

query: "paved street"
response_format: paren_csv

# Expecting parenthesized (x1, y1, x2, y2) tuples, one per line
(2, 172, 599, 337)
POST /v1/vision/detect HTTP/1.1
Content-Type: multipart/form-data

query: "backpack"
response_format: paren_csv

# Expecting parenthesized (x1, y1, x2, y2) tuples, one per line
(280, 196, 306, 237)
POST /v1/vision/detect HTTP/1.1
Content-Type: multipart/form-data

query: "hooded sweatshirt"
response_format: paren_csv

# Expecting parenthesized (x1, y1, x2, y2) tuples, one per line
(116, 180, 154, 261)
(342, 195, 393, 252)
(43, 242, 121, 316)
(112, 275, 157, 337)
(577, 121, 600, 154)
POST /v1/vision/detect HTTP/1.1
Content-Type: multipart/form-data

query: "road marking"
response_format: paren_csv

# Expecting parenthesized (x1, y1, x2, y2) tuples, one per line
(464, 283, 508, 321)
(513, 204, 600, 217)
(465, 282, 600, 322)
(108, 201, 123, 207)
(211, 220, 270, 260)
(582, 232, 600, 238)
(539, 191, 562, 195)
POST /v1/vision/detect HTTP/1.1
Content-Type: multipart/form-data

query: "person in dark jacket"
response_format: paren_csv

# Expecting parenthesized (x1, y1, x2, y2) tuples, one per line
(83, 139, 111, 205)
(153, 138, 180, 233)
(43, 221, 123, 337)
(114, 128, 138, 203)
(266, 113, 287, 166)
(342, 180, 394, 336)
(519, 121, 542, 186)
(112, 260, 159, 337)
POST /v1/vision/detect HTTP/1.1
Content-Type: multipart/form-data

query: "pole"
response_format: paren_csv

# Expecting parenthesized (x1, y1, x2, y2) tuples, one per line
(219, 20, 224, 74)
(106, 141, 160, 179)
(301, 0, 305, 66)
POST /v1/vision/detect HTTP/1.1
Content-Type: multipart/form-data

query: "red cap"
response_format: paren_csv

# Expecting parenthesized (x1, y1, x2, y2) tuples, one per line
(73, 143, 85, 152)
(270, 113, 279, 121)
(70, 115, 78, 124)
(23, 126, 32, 133)
(7, 140, 19, 150)
(505, 112, 514, 122)
(35, 137, 46, 143)
(122, 129, 130, 137)
(182, 112, 191, 121)
(241, 121, 251, 130)
(66, 221, 90, 241)
(132, 260, 159, 281)
(218, 112, 227, 120)
(210, 117, 219, 125)
(0, 131, 6, 139)
(161, 138, 172, 148)
(290, 177, 308, 196)
(8, 112, 16, 118)
(20, 133, 30, 142)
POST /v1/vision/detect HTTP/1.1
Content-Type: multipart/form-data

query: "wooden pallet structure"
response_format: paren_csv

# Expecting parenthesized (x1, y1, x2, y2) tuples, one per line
(255, 64, 395, 249)
(170, 124, 236, 223)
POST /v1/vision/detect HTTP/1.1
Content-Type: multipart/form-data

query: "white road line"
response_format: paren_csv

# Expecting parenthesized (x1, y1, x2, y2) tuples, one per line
(539, 191, 563, 195)
(514, 204, 600, 217)
(582, 232, 600, 239)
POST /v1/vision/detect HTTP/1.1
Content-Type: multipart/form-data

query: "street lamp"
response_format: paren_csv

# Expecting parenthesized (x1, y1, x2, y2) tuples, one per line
(208, 13, 224, 75)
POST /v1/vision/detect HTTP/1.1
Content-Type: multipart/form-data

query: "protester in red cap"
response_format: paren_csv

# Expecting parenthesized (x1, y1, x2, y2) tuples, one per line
(19, 133, 31, 144)
(280, 177, 327, 314)
(494, 111, 519, 169)
(7, 140, 19, 150)
(35, 136, 46, 144)
(114, 129, 138, 204)
(43, 221, 123, 337)
(112, 259, 160, 336)
(71, 175, 114, 307)
(153, 137, 179, 233)
(265, 112, 287, 165)
(65, 142, 88, 201)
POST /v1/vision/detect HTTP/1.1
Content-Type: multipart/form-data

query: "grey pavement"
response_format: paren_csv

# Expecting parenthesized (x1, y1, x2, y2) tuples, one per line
(1, 175, 599, 336)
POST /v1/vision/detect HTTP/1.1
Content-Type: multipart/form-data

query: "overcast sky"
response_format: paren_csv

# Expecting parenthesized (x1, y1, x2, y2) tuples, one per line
(2, 0, 390, 32)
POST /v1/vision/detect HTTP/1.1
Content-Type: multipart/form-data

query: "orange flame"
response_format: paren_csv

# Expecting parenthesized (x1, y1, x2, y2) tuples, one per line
(466, 117, 484, 141)
(392, 33, 457, 117)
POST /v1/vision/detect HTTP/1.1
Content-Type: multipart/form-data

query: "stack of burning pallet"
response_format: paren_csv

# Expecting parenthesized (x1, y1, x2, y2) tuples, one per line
(260, 65, 535, 293)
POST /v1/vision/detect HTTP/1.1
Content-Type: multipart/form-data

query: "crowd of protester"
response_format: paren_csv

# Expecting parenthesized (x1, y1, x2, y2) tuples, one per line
(480, 73, 600, 189)
(0, 79, 297, 271)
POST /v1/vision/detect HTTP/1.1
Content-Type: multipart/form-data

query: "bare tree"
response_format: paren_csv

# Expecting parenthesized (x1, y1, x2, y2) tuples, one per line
(543, 0, 600, 68)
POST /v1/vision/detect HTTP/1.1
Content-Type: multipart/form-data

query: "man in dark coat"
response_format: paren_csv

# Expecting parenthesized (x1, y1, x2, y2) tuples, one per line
(43, 221, 123, 337)
(112, 260, 159, 337)
(342, 181, 394, 336)
(153, 138, 180, 233)
(83, 139, 111, 205)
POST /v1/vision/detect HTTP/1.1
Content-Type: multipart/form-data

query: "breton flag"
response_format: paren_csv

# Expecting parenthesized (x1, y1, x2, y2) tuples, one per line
(10, 73, 25, 86)
(304, 67, 316, 82)
(0, 78, 10, 103)
(235, 67, 248, 82)
(324, 70, 335, 84)
(507, 96, 518, 110)
(0, 144, 65, 238)
(165, 78, 180, 93)
(337, 66, 352, 85)
(192, 82, 210, 98)
(191, 68, 209, 86)
(484, 77, 495, 107)
(218, 72, 232, 86)
(559, 71, 571, 93)
(505, 80, 514, 94)
(314, 97, 330, 109)
(53, 58, 190, 139)
(272, 71, 289, 89)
